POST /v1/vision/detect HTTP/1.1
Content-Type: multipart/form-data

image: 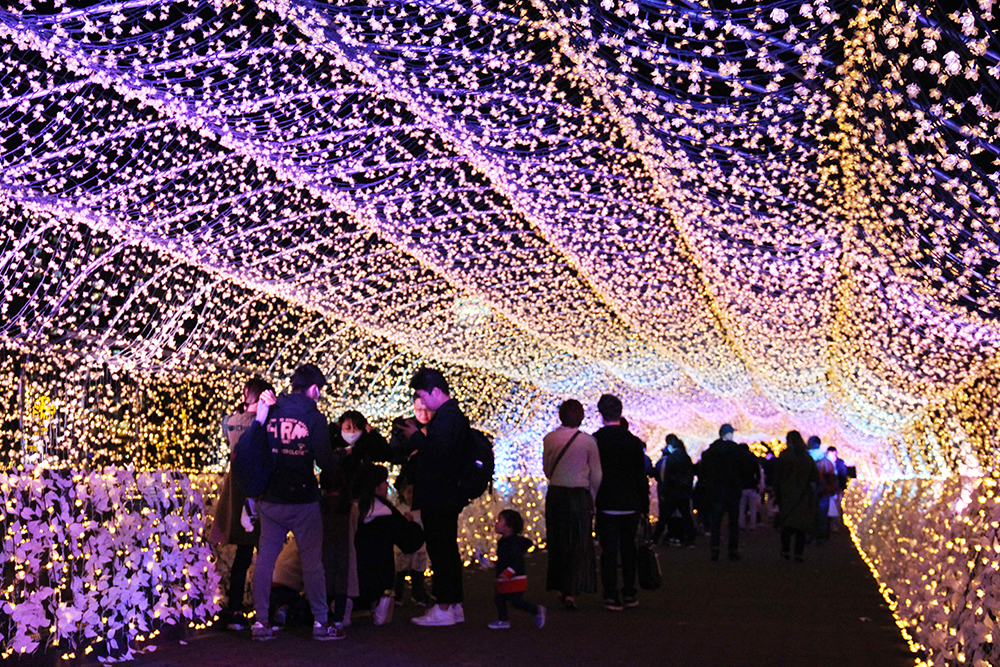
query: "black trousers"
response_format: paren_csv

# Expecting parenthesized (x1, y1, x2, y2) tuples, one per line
(495, 592, 538, 621)
(421, 507, 463, 605)
(596, 512, 640, 600)
(782, 528, 806, 556)
(709, 497, 741, 555)
(227, 544, 255, 612)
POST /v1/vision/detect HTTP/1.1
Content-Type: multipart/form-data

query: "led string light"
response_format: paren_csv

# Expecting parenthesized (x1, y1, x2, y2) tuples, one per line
(845, 478, 1000, 667)
(0, 0, 998, 663)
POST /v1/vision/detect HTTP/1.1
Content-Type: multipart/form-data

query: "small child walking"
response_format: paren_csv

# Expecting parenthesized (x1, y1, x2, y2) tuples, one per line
(490, 509, 546, 630)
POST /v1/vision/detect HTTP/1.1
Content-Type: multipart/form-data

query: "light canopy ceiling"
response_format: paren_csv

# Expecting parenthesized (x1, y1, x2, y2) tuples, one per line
(1, 0, 998, 476)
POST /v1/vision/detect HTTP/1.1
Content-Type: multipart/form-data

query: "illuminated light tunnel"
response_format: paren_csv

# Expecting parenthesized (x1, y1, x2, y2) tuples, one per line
(0, 0, 998, 663)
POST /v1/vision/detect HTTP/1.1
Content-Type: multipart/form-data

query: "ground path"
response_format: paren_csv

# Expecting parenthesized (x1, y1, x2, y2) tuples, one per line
(130, 521, 914, 667)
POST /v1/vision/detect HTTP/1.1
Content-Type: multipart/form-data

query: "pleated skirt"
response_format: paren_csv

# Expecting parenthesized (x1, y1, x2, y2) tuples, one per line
(545, 485, 597, 596)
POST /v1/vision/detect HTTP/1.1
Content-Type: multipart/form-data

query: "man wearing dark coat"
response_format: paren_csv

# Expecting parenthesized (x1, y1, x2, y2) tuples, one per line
(403, 367, 471, 627)
(698, 423, 756, 561)
(593, 394, 649, 610)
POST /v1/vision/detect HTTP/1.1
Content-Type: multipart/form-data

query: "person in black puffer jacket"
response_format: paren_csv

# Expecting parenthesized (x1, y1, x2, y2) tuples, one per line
(698, 423, 758, 562)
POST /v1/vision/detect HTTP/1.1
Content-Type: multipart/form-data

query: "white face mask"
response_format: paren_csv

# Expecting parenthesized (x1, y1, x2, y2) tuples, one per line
(342, 430, 362, 445)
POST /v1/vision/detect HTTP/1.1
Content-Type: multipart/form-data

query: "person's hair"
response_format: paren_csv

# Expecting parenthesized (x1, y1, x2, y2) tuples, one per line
(243, 377, 274, 403)
(353, 464, 390, 520)
(290, 363, 327, 393)
(827, 446, 838, 453)
(597, 394, 622, 422)
(807, 435, 821, 448)
(558, 399, 584, 428)
(409, 367, 449, 395)
(338, 410, 367, 431)
(787, 430, 807, 454)
(498, 509, 524, 535)
(719, 423, 735, 437)
(665, 433, 684, 452)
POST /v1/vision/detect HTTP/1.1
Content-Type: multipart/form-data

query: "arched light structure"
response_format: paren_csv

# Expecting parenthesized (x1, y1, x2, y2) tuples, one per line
(0, 0, 997, 478)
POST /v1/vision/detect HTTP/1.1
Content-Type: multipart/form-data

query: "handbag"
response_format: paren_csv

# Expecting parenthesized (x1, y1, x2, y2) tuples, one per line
(637, 517, 663, 591)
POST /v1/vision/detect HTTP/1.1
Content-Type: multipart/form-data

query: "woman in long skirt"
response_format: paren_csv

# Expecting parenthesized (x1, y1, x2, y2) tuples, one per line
(543, 400, 602, 609)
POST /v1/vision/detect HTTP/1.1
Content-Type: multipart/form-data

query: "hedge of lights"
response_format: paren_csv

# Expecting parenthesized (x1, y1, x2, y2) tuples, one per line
(845, 479, 1000, 667)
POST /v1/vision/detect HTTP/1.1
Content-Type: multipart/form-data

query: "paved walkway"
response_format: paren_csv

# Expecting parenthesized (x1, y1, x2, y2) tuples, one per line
(130, 521, 914, 667)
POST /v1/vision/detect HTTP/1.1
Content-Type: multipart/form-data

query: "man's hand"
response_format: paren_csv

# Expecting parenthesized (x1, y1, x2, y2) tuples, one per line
(399, 418, 419, 440)
(255, 389, 276, 424)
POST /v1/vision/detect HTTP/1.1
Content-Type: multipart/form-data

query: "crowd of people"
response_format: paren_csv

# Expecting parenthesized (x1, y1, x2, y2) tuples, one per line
(211, 364, 852, 641)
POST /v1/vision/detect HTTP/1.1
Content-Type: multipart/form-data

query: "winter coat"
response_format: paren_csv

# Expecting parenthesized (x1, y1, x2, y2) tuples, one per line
(594, 425, 649, 513)
(495, 535, 533, 594)
(774, 447, 819, 532)
(698, 439, 755, 502)
(409, 398, 470, 512)
(354, 498, 424, 604)
(210, 410, 259, 545)
(261, 393, 338, 505)
(655, 447, 694, 504)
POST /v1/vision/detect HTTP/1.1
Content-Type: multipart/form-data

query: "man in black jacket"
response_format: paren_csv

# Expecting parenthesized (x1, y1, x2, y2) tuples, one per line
(593, 394, 649, 611)
(250, 364, 343, 641)
(404, 367, 470, 627)
(699, 423, 755, 561)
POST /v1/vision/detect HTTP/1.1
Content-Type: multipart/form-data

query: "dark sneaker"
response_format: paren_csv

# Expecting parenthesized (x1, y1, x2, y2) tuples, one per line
(313, 621, 346, 641)
(604, 597, 624, 611)
(226, 612, 247, 631)
(623, 596, 639, 608)
(251, 622, 274, 642)
(274, 604, 288, 626)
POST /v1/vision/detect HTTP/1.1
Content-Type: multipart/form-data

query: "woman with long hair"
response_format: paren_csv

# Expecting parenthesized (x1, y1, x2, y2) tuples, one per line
(774, 431, 819, 562)
(352, 464, 424, 625)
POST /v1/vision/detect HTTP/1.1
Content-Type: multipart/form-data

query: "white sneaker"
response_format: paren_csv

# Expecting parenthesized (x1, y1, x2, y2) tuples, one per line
(373, 596, 394, 626)
(452, 603, 464, 623)
(411, 604, 456, 627)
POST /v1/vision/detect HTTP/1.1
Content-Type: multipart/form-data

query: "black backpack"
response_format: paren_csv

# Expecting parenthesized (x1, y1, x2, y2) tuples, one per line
(458, 428, 494, 503)
(232, 420, 273, 498)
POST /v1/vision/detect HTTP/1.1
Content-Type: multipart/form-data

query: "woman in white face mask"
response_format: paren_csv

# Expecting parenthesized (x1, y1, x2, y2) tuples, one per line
(335, 411, 394, 490)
